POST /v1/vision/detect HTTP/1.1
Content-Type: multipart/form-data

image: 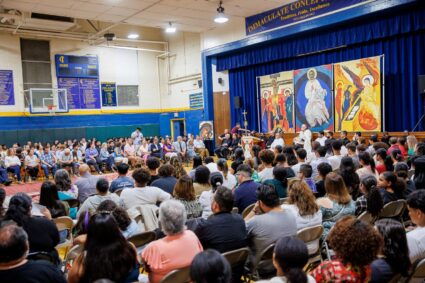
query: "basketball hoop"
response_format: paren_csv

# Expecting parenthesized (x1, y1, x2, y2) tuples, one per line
(47, 105, 57, 115)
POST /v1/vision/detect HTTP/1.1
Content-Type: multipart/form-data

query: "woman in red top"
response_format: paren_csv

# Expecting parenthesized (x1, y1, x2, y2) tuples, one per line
(311, 216, 382, 283)
(375, 148, 393, 174)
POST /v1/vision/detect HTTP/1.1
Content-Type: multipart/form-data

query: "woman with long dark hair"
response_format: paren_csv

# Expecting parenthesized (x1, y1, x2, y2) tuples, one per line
(356, 151, 379, 180)
(371, 219, 411, 282)
(377, 172, 406, 204)
(339, 156, 360, 200)
(283, 146, 298, 166)
(39, 181, 67, 218)
(355, 176, 383, 217)
(390, 148, 404, 165)
(68, 213, 139, 283)
(190, 249, 232, 283)
(413, 155, 425, 190)
(394, 162, 415, 197)
(375, 148, 394, 174)
(256, 236, 314, 283)
(4, 193, 60, 263)
(189, 156, 203, 179)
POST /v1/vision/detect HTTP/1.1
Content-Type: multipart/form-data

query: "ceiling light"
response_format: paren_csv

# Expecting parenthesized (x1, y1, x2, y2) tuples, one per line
(214, 1, 228, 23)
(165, 22, 176, 33)
(127, 33, 139, 39)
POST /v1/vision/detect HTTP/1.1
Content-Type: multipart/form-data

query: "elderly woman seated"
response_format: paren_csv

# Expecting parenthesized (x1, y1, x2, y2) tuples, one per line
(141, 199, 203, 283)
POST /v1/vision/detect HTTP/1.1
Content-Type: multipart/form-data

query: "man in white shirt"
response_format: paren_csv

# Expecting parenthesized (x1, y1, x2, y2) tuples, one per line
(406, 190, 425, 264)
(131, 127, 143, 146)
(291, 148, 307, 175)
(193, 135, 209, 160)
(293, 124, 312, 152)
(258, 149, 275, 182)
(172, 136, 187, 161)
(270, 132, 284, 150)
(315, 131, 327, 146)
(120, 168, 171, 210)
(205, 156, 218, 173)
(327, 140, 343, 171)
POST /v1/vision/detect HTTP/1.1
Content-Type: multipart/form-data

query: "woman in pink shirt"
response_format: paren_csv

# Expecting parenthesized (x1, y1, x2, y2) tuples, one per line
(142, 200, 203, 283)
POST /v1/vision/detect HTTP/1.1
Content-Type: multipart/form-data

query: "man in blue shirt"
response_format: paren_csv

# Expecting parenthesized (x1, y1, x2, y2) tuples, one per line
(40, 146, 58, 179)
(110, 163, 135, 193)
(233, 164, 260, 214)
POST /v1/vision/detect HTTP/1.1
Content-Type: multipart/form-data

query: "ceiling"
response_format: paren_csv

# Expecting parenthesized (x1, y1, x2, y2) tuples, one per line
(0, 0, 296, 33)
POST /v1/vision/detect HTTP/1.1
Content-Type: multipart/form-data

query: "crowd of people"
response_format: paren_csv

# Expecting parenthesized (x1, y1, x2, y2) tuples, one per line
(0, 128, 425, 283)
(0, 127, 211, 185)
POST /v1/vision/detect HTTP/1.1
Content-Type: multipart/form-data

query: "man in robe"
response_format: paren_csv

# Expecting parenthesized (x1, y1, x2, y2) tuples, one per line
(304, 68, 329, 127)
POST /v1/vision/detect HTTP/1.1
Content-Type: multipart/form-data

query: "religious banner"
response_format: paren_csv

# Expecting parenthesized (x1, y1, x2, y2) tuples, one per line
(0, 70, 14, 105)
(259, 71, 295, 133)
(334, 56, 382, 132)
(245, 0, 374, 35)
(294, 64, 333, 132)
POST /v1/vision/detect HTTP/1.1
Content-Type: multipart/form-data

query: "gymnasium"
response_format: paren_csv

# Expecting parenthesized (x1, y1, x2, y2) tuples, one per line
(0, 0, 425, 282)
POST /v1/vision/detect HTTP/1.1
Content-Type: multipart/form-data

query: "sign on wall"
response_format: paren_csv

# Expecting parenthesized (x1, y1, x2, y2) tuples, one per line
(55, 55, 99, 78)
(58, 77, 101, 109)
(0, 70, 14, 105)
(245, 0, 374, 35)
(101, 82, 117, 107)
(189, 93, 204, 109)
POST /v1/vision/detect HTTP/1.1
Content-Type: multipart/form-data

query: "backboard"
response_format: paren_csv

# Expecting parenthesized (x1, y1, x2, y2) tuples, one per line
(28, 88, 69, 114)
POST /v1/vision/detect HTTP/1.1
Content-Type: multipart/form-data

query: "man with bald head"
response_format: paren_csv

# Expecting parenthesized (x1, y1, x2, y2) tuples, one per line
(0, 223, 66, 283)
(58, 148, 76, 175)
(75, 164, 100, 203)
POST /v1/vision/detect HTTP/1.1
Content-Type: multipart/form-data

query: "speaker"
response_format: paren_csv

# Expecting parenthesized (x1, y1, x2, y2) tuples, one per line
(218, 78, 223, 85)
(419, 75, 425, 95)
(234, 96, 242, 109)
(198, 80, 202, 88)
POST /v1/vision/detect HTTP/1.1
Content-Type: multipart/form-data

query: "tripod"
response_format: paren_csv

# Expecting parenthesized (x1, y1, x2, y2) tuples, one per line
(412, 105, 425, 132)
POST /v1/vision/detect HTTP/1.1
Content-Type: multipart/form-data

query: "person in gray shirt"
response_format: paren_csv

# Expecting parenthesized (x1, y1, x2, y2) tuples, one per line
(244, 184, 297, 274)
(75, 164, 99, 203)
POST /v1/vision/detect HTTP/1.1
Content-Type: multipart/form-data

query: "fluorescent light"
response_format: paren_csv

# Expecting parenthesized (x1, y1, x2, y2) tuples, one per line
(127, 33, 139, 39)
(214, 1, 228, 23)
(165, 22, 176, 33)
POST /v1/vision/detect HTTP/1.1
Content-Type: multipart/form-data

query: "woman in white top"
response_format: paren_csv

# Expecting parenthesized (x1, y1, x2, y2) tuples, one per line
(5, 148, 22, 183)
(24, 148, 39, 182)
(282, 180, 322, 255)
(270, 132, 285, 150)
(217, 159, 237, 190)
(356, 151, 379, 180)
(199, 172, 223, 219)
(136, 138, 150, 163)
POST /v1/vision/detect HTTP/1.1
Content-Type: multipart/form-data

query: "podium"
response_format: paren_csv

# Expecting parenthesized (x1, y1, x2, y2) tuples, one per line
(241, 136, 263, 159)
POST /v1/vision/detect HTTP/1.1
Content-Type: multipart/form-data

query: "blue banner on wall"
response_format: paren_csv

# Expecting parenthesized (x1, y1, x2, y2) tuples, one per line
(189, 93, 204, 109)
(0, 70, 14, 105)
(245, 0, 373, 35)
(101, 82, 117, 107)
(58, 77, 101, 109)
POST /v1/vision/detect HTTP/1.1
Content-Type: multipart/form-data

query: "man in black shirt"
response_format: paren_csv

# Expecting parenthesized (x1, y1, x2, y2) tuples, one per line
(0, 223, 66, 283)
(195, 187, 248, 282)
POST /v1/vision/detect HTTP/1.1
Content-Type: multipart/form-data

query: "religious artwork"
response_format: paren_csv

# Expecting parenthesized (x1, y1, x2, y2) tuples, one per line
(199, 121, 214, 139)
(334, 56, 381, 132)
(294, 65, 333, 132)
(259, 71, 295, 133)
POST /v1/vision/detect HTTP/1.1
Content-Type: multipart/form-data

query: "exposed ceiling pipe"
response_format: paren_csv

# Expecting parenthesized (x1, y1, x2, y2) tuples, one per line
(87, 0, 164, 40)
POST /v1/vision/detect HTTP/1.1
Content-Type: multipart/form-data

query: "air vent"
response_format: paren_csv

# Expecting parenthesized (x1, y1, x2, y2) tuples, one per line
(31, 13, 74, 23)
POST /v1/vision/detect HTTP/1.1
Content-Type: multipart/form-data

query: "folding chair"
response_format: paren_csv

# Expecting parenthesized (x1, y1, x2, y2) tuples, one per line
(231, 207, 239, 214)
(357, 211, 376, 225)
(114, 188, 124, 196)
(27, 251, 57, 264)
(250, 243, 276, 280)
(62, 244, 83, 275)
(408, 169, 415, 179)
(378, 200, 407, 223)
(279, 198, 288, 205)
(53, 216, 74, 248)
(403, 257, 425, 282)
(222, 247, 250, 283)
(297, 225, 324, 272)
(128, 231, 157, 253)
(242, 203, 255, 218)
(62, 198, 80, 209)
(160, 266, 191, 283)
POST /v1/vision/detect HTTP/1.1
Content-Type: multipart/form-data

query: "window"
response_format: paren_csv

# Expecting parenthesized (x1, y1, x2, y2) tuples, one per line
(117, 85, 139, 106)
(20, 39, 52, 107)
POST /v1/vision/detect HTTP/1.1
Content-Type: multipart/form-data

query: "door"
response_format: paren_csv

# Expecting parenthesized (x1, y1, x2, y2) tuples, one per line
(213, 91, 231, 146)
(171, 119, 185, 140)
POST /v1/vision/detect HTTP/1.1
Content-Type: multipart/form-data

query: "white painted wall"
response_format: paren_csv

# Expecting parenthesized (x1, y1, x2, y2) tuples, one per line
(0, 29, 205, 113)
(211, 64, 229, 93)
(200, 18, 246, 50)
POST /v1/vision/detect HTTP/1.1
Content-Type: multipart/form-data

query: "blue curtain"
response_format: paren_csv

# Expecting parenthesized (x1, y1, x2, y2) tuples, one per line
(223, 6, 425, 131)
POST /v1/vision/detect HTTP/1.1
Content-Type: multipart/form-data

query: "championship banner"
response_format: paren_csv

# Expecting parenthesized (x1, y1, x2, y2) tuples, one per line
(294, 64, 333, 132)
(334, 56, 381, 132)
(259, 71, 295, 133)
